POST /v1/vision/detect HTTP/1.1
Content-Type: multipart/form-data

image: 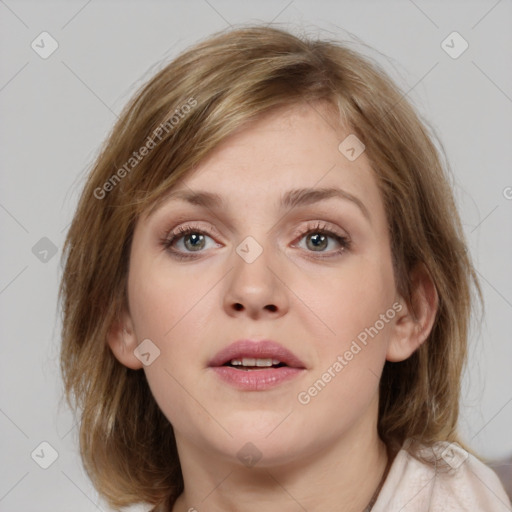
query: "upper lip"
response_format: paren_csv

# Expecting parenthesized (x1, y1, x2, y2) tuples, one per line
(208, 340, 306, 368)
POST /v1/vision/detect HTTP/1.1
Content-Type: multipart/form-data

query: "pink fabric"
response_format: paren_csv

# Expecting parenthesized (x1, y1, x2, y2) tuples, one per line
(372, 440, 512, 511)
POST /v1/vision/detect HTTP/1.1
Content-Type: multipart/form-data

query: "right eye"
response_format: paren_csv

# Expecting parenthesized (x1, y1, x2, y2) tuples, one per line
(162, 225, 221, 260)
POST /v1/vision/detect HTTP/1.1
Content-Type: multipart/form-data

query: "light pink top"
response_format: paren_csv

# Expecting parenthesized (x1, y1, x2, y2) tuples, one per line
(372, 440, 512, 511)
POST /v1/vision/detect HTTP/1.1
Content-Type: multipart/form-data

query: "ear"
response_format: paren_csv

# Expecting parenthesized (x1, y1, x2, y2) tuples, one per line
(107, 309, 144, 370)
(386, 262, 439, 362)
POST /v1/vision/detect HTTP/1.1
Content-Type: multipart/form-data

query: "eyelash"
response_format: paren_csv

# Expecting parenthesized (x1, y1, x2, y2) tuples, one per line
(161, 222, 351, 261)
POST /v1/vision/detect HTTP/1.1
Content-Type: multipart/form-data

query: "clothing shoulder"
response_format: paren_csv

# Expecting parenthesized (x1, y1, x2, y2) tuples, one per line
(372, 439, 512, 512)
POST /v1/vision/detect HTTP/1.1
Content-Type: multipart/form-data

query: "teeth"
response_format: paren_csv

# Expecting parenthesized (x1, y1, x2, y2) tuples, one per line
(255, 358, 273, 367)
(229, 358, 282, 367)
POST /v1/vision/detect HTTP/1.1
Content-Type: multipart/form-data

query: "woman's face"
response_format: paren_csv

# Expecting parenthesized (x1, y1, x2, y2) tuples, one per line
(119, 103, 403, 466)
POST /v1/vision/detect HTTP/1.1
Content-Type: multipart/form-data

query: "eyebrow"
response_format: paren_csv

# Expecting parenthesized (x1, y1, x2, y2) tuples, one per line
(160, 187, 371, 223)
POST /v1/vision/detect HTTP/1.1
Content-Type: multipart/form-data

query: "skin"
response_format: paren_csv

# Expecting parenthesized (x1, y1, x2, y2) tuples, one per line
(108, 102, 438, 512)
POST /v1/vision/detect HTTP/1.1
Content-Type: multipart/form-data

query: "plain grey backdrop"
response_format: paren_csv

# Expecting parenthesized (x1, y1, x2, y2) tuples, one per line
(1, 0, 511, 510)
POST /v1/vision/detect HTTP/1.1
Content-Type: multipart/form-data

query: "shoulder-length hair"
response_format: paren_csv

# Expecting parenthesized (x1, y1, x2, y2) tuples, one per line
(59, 24, 482, 510)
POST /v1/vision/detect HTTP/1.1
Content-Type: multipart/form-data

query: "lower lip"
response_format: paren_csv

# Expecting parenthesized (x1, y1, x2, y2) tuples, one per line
(210, 366, 305, 391)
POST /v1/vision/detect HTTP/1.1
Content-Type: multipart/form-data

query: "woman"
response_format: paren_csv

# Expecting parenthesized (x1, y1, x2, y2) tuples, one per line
(59, 25, 511, 511)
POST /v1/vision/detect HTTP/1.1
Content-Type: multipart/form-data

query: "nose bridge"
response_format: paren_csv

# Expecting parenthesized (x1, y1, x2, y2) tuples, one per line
(223, 234, 288, 317)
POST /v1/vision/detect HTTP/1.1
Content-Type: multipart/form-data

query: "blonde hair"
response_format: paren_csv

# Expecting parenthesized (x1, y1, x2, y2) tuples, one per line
(59, 24, 482, 510)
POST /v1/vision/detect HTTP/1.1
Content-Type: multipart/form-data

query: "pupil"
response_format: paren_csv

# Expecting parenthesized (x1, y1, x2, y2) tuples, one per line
(307, 233, 327, 251)
(184, 233, 205, 251)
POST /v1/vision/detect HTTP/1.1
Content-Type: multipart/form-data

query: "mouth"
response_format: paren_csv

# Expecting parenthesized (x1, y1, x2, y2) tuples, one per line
(208, 339, 306, 391)
(209, 339, 306, 369)
(223, 357, 289, 371)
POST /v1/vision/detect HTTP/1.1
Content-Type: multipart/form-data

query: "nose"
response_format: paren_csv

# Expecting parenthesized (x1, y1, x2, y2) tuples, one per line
(222, 241, 289, 320)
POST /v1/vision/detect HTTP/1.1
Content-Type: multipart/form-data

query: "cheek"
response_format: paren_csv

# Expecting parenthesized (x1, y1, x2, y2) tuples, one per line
(295, 265, 396, 425)
(299, 250, 396, 413)
(127, 256, 215, 340)
(127, 263, 217, 428)
(301, 252, 396, 348)
(126, 257, 222, 408)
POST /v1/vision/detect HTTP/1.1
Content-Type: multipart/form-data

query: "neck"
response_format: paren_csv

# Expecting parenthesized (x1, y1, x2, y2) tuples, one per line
(171, 403, 389, 512)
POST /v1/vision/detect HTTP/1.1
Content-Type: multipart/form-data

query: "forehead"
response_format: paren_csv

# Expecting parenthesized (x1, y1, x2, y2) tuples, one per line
(145, 103, 386, 228)
(188, 103, 368, 184)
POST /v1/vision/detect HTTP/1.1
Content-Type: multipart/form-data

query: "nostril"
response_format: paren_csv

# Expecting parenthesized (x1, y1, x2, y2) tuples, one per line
(231, 303, 277, 312)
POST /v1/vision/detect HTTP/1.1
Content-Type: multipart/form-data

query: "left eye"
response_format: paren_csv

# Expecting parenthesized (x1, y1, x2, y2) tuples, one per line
(295, 229, 349, 253)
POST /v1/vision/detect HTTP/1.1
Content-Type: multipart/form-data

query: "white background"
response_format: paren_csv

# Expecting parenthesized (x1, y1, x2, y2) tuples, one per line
(1, 1, 511, 510)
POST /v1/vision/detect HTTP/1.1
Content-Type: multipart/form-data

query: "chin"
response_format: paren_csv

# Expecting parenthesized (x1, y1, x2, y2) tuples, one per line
(219, 407, 298, 437)
(207, 418, 311, 465)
